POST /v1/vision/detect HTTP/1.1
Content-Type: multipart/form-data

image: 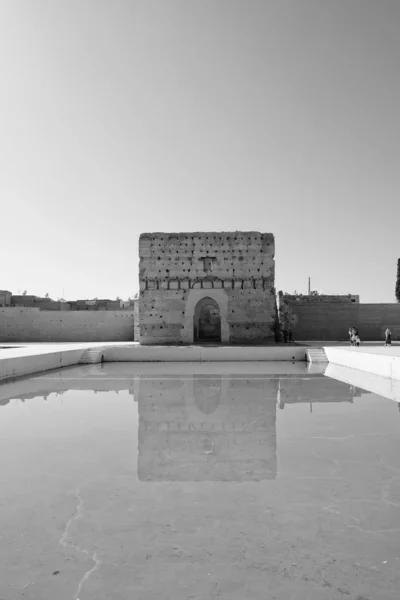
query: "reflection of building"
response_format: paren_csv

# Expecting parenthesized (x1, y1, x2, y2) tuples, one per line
(277, 377, 359, 409)
(325, 363, 400, 403)
(0, 365, 135, 405)
(2, 362, 396, 485)
(136, 374, 278, 482)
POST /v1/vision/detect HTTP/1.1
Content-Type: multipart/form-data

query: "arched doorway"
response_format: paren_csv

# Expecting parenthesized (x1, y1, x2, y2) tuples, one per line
(194, 297, 221, 343)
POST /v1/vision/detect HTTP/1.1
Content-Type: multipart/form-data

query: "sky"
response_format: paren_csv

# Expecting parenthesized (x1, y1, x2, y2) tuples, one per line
(0, 0, 399, 302)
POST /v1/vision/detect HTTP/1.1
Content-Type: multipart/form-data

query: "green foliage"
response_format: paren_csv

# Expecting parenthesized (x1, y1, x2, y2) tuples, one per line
(396, 258, 400, 303)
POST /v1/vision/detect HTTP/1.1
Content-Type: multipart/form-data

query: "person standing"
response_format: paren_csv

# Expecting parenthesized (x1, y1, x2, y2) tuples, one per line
(349, 326, 360, 347)
(384, 328, 392, 346)
(349, 326, 358, 345)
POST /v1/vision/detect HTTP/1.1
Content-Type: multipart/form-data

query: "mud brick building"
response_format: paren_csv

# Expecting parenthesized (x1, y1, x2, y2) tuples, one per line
(138, 231, 277, 344)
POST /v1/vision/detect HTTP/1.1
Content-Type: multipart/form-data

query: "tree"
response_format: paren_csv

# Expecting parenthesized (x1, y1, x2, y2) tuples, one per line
(396, 258, 400, 303)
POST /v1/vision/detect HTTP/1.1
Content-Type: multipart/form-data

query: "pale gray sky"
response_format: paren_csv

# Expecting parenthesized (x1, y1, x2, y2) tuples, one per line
(1, 1, 399, 301)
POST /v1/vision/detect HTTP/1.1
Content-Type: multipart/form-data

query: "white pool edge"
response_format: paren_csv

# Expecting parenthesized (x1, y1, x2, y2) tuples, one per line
(323, 346, 400, 381)
(0, 343, 308, 382)
(2, 343, 400, 384)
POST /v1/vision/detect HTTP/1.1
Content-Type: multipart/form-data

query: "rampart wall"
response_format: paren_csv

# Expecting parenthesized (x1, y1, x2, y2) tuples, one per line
(281, 301, 400, 341)
(0, 308, 135, 342)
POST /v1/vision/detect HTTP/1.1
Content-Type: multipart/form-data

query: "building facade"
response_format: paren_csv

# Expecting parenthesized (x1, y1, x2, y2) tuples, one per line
(0, 290, 12, 307)
(138, 231, 277, 344)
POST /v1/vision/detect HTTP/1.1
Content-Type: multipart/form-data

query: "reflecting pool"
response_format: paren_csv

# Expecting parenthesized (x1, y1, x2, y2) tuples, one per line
(1, 362, 400, 600)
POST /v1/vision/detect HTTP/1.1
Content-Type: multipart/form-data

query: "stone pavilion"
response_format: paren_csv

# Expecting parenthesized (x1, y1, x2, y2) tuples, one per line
(138, 231, 277, 344)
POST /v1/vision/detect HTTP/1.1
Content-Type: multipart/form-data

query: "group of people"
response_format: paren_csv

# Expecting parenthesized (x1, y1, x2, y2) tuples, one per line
(282, 329, 294, 343)
(280, 324, 393, 346)
(348, 326, 392, 347)
(348, 326, 361, 347)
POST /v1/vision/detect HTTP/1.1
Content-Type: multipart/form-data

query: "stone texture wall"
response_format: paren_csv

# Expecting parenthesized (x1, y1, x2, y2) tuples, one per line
(280, 301, 400, 341)
(0, 308, 135, 342)
(280, 293, 359, 303)
(139, 231, 277, 344)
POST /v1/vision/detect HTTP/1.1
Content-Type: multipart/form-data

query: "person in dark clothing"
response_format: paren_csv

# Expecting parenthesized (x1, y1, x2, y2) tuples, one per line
(282, 330, 288, 343)
(288, 329, 293, 343)
(384, 328, 392, 346)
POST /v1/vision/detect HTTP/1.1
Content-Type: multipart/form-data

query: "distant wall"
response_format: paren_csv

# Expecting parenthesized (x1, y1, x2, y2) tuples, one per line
(0, 308, 135, 342)
(10, 296, 130, 311)
(281, 293, 359, 304)
(283, 302, 400, 340)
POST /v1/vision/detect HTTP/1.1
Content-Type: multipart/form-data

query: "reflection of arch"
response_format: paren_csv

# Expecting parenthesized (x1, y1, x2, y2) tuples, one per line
(193, 297, 221, 343)
(193, 376, 222, 414)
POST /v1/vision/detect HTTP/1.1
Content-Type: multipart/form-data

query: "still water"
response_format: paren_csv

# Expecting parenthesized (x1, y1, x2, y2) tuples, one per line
(0, 362, 400, 600)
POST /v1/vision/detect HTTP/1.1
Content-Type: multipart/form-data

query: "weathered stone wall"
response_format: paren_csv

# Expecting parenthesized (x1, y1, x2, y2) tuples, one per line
(280, 301, 400, 341)
(280, 293, 359, 303)
(133, 299, 140, 342)
(139, 231, 277, 344)
(0, 308, 135, 342)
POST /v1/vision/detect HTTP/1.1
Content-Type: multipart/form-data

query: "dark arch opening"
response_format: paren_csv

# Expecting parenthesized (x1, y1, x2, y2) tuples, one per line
(193, 297, 221, 343)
